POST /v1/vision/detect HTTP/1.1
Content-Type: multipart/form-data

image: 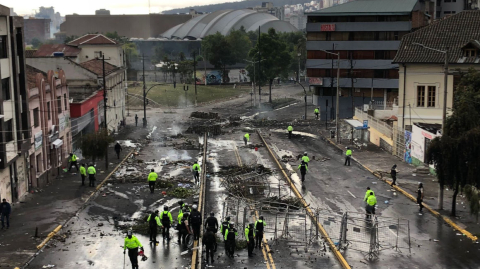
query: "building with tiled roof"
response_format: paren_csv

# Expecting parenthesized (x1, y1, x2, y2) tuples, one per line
(78, 59, 120, 76)
(394, 10, 480, 130)
(32, 44, 81, 57)
(67, 34, 117, 46)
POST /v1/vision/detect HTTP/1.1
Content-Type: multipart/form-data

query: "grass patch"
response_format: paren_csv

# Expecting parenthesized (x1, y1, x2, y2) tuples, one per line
(128, 82, 249, 107)
(167, 187, 196, 198)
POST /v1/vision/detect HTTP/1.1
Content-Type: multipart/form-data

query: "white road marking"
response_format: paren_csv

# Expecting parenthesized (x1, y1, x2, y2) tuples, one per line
(347, 191, 356, 198)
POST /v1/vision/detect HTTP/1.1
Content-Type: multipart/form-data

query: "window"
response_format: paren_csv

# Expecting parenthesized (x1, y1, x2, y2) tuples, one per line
(94, 51, 102, 58)
(1, 78, 10, 100)
(427, 86, 436, 107)
(47, 101, 51, 120)
(5, 120, 13, 142)
(36, 154, 42, 173)
(64, 94, 67, 110)
(33, 108, 40, 127)
(464, 49, 477, 57)
(417, 86, 426, 107)
(0, 36, 7, 59)
(57, 97, 62, 113)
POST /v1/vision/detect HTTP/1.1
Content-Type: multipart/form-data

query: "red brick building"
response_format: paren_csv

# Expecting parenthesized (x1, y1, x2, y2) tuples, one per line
(24, 18, 51, 43)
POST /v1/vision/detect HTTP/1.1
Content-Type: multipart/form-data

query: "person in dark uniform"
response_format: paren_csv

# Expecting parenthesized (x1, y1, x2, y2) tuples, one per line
(114, 141, 122, 159)
(178, 212, 191, 244)
(417, 183, 424, 213)
(147, 210, 161, 243)
(297, 161, 308, 183)
(160, 206, 173, 240)
(135, 114, 139, 127)
(390, 164, 397, 186)
(204, 212, 219, 233)
(255, 216, 266, 249)
(245, 223, 255, 257)
(224, 222, 238, 258)
(203, 227, 216, 265)
(189, 204, 202, 240)
(221, 216, 230, 237)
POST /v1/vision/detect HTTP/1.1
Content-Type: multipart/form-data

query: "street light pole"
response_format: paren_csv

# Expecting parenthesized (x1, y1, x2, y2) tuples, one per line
(245, 58, 265, 108)
(412, 42, 449, 210)
(102, 53, 109, 170)
(335, 53, 340, 143)
(142, 54, 147, 128)
(297, 81, 308, 120)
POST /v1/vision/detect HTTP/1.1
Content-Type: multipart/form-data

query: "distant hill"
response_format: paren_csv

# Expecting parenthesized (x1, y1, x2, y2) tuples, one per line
(162, 0, 309, 14)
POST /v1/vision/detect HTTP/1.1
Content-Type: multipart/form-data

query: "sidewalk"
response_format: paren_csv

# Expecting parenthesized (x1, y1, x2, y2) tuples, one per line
(314, 124, 480, 239)
(0, 125, 147, 268)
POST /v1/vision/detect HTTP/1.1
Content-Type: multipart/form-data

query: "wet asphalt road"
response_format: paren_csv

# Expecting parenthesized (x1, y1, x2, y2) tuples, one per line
(258, 128, 480, 269)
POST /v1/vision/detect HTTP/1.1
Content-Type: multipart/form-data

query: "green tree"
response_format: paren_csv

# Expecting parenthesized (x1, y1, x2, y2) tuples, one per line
(426, 69, 480, 217)
(123, 42, 139, 69)
(79, 129, 114, 163)
(31, 38, 43, 49)
(247, 28, 291, 103)
(226, 28, 252, 63)
(201, 32, 235, 84)
(64, 35, 78, 44)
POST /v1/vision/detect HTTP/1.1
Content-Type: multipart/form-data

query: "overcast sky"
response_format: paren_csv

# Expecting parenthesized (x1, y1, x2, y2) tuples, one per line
(3, 0, 240, 16)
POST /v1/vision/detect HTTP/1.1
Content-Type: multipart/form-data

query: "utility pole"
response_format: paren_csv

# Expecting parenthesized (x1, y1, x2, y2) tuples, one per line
(371, 77, 374, 108)
(102, 53, 109, 170)
(350, 53, 355, 116)
(142, 54, 147, 128)
(258, 26, 261, 106)
(193, 51, 197, 106)
(335, 53, 340, 143)
(330, 43, 334, 121)
(183, 85, 189, 108)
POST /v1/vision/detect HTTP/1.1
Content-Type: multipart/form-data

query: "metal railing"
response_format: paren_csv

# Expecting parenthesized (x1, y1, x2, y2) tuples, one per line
(370, 101, 394, 110)
(354, 107, 393, 139)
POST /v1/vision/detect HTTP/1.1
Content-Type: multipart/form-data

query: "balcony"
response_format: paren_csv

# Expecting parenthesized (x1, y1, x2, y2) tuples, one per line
(306, 21, 412, 32)
(307, 40, 401, 51)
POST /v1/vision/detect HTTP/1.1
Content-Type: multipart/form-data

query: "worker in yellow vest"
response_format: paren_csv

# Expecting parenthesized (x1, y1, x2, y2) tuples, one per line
(123, 230, 143, 269)
(244, 133, 250, 146)
(192, 161, 201, 184)
(148, 169, 158, 194)
(314, 107, 320, 119)
(344, 147, 352, 166)
(287, 125, 293, 139)
(79, 163, 87, 186)
(87, 164, 96, 187)
(68, 153, 79, 172)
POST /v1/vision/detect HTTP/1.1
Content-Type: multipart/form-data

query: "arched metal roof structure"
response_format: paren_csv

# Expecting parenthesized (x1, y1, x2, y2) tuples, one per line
(161, 9, 298, 39)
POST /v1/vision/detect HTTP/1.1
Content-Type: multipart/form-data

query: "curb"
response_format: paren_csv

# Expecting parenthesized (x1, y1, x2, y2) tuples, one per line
(322, 136, 478, 242)
(25, 149, 135, 267)
(257, 130, 352, 269)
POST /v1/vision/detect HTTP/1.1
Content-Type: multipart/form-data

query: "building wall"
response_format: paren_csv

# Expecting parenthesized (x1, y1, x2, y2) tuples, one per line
(396, 64, 480, 128)
(105, 71, 126, 132)
(26, 57, 97, 81)
(77, 45, 124, 67)
(24, 18, 51, 43)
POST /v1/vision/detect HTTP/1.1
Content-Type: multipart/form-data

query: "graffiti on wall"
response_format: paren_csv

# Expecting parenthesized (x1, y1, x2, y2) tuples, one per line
(195, 69, 250, 85)
(404, 131, 412, 164)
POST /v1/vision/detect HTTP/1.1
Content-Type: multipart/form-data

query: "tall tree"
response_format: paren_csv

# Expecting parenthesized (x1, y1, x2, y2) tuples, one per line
(426, 69, 480, 217)
(226, 28, 252, 63)
(247, 28, 291, 103)
(80, 129, 114, 163)
(201, 32, 235, 84)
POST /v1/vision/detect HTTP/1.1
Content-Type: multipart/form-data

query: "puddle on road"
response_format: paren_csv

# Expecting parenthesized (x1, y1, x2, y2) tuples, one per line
(118, 140, 140, 148)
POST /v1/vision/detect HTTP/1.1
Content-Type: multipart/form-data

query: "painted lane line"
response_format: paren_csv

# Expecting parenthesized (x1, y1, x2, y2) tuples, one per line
(347, 191, 356, 198)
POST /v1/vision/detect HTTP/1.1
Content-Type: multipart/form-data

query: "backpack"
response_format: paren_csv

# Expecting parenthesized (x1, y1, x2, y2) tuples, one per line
(190, 211, 201, 225)
(162, 211, 170, 225)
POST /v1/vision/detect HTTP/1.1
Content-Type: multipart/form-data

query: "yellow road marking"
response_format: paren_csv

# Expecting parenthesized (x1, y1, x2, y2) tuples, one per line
(257, 130, 352, 269)
(234, 143, 276, 268)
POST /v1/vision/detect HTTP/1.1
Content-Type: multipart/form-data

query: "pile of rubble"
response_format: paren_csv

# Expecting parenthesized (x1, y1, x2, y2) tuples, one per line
(185, 125, 222, 135)
(190, 111, 219, 119)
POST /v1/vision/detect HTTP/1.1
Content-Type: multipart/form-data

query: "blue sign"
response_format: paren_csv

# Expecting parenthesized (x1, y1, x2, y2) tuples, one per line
(363, 120, 368, 128)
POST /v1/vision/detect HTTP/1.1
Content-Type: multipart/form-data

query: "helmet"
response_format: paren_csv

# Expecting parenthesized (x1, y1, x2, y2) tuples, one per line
(127, 230, 133, 236)
(226, 216, 231, 221)
(192, 204, 198, 210)
(259, 216, 264, 220)
(181, 207, 186, 212)
(210, 212, 214, 217)
(304, 152, 307, 156)
(229, 222, 235, 227)
(70, 153, 73, 156)
(164, 206, 169, 211)
(141, 255, 148, 261)
(154, 210, 159, 214)
(184, 212, 190, 218)
(249, 223, 254, 228)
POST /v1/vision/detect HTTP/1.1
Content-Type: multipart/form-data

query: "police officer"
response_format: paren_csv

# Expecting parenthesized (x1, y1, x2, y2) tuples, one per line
(366, 191, 377, 219)
(297, 161, 308, 183)
(147, 210, 161, 243)
(314, 107, 320, 119)
(79, 163, 87, 186)
(220, 216, 230, 237)
(255, 216, 266, 249)
(148, 169, 158, 193)
(178, 212, 191, 244)
(124, 230, 143, 269)
(224, 222, 238, 258)
(87, 164, 96, 187)
(189, 204, 202, 240)
(244, 133, 250, 146)
(287, 125, 293, 139)
(301, 152, 310, 164)
(345, 147, 352, 166)
(160, 206, 173, 240)
(364, 187, 374, 202)
(114, 141, 122, 159)
(203, 227, 217, 264)
(135, 114, 139, 127)
(204, 212, 219, 233)
(68, 153, 79, 171)
(192, 161, 201, 184)
(245, 223, 255, 257)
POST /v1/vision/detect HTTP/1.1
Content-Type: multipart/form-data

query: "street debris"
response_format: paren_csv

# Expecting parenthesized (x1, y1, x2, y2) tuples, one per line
(190, 111, 219, 119)
(167, 187, 196, 198)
